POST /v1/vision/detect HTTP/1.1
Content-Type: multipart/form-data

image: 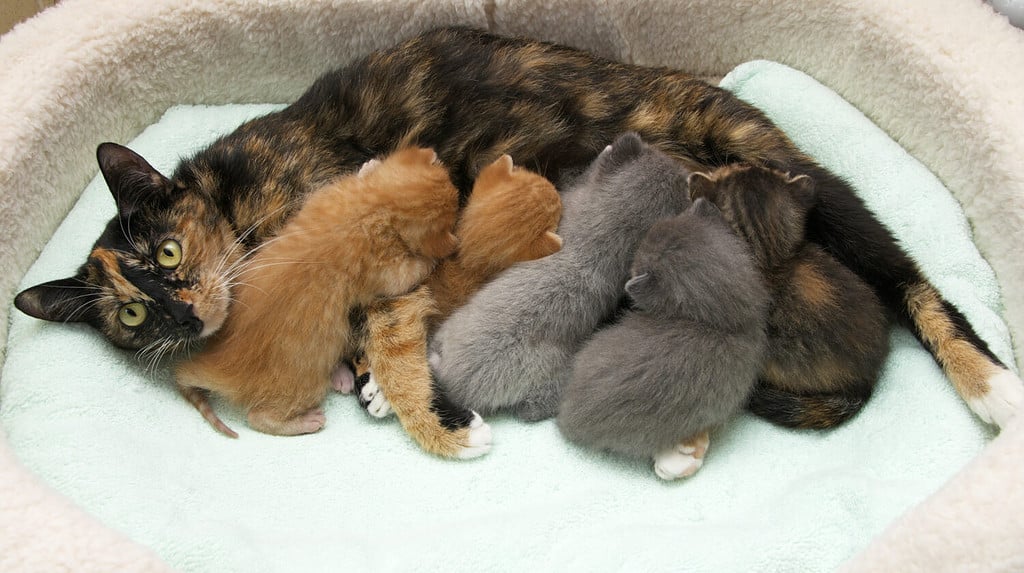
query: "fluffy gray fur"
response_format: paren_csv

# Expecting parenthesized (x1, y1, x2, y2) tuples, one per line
(557, 198, 769, 458)
(429, 133, 692, 421)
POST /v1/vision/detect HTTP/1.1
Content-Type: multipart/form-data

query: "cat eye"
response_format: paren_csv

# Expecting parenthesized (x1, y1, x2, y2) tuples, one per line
(118, 303, 148, 327)
(156, 239, 182, 269)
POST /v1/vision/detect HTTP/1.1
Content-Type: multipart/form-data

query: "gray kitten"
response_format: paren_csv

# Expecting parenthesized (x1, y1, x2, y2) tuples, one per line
(558, 198, 769, 480)
(428, 133, 692, 421)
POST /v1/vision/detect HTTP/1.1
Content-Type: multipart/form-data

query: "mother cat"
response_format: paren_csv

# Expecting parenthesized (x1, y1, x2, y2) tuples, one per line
(14, 27, 1021, 431)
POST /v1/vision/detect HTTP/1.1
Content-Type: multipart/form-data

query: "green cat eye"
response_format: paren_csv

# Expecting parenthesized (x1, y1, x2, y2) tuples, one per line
(118, 303, 148, 327)
(156, 239, 182, 269)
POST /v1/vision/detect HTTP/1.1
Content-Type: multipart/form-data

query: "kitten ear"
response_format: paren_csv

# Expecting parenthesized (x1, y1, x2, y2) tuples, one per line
(624, 272, 651, 300)
(687, 172, 717, 202)
(358, 158, 382, 178)
(495, 154, 514, 173)
(96, 143, 171, 215)
(785, 173, 817, 211)
(595, 132, 644, 172)
(691, 197, 722, 219)
(14, 276, 98, 323)
(529, 231, 563, 259)
(416, 147, 440, 165)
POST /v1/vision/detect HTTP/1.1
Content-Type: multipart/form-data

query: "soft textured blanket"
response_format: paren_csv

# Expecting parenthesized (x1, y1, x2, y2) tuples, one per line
(0, 61, 1013, 572)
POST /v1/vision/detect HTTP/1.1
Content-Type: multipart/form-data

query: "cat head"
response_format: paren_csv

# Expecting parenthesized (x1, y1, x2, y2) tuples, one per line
(627, 198, 764, 325)
(14, 143, 245, 351)
(458, 154, 563, 266)
(687, 163, 816, 267)
(571, 132, 691, 223)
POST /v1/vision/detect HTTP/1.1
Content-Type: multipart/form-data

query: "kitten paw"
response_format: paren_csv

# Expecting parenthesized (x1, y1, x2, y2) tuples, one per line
(968, 369, 1024, 429)
(455, 412, 493, 459)
(331, 362, 355, 394)
(653, 432, 710, 480)
(247, 407, 326, 436)
(358, 373, 394, 418)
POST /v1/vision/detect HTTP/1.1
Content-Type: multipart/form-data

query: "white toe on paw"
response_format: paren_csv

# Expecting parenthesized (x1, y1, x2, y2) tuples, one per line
(968, 369, 1024, 429)
(456, 412, 492, 459)
(361, 374, 394, 418)
(653, 448, 703, 481)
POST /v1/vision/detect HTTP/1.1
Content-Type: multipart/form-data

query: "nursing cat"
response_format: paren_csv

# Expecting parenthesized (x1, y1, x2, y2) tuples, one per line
(14, 27, 1019, 429)
(175, 148, 489, 455)
(689, 164, 890, 428)
(558, 198, 769, 480)
(429, 133, 691, 421)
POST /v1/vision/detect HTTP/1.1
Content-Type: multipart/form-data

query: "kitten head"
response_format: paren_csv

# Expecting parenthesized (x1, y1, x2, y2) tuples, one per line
(457, 154, 563, 267)
(627, 198, 765, 326)
(14, 143, 246, 351)
(687, 163, 815, 267)
(565, 132, 691, 237)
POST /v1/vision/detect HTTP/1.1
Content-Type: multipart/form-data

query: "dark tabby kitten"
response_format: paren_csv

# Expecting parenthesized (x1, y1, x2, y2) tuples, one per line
(689, 165, 890, 428)
(13, 27, 1020, 430)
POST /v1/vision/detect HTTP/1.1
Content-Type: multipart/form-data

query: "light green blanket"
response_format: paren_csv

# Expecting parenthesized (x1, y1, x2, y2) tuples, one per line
(1, 61, 1013, 572)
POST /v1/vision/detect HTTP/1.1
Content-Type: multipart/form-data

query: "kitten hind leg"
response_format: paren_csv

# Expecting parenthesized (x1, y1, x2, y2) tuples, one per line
(653, 431, 710, 481)
(247, 406, 326, 436)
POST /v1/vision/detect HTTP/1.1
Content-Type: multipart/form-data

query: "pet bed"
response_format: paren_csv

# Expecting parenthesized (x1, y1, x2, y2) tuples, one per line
(1, 1, 1023, 572)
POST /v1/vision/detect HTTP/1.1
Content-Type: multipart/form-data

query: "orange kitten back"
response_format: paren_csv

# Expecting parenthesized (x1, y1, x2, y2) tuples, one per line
(427, 154, 562, 322)
(176, 147, 459, 436)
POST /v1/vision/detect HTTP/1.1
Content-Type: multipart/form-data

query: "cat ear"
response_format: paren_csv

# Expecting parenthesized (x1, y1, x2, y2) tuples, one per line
(529, 231, 563, 259)
(687, 172, 717, 202)
(785, 173, 817, 211)
(495, 154, 514, 173)
(96, 143, 171, 215)
(14, 276, 98, 323)
(624, 272, 651, 300)
(358, 158, 382, 178)
(691, 197, 722, 219)
(595, 132, 644, 173)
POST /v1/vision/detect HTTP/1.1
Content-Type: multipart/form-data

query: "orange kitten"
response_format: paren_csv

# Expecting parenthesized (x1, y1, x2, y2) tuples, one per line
(352, 155, 562, 457)
(176, 147, 459, 437)
(426, 154, 563, 325)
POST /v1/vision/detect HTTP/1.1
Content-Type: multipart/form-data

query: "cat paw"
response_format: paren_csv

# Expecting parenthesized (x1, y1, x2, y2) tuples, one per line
(455, 412, 493, 459)
(653, 432, 710, 480)
(358, 373, 394, 418)
(968, 369, 1024, 430)
(248, 407, 326, 436)
(331, 362, 355, 394)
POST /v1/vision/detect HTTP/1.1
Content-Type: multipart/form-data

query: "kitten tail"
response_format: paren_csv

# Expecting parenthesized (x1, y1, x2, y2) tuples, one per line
(178, 385, 240, 438)
(745, 382, 868, 429)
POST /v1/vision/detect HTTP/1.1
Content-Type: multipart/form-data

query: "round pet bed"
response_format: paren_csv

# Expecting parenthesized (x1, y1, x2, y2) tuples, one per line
(1, 1, 1023, 572)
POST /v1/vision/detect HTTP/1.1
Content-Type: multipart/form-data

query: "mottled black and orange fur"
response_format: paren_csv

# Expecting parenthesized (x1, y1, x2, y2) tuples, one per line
(14, 26, 1014, 431)
(689, 165, 890, 428)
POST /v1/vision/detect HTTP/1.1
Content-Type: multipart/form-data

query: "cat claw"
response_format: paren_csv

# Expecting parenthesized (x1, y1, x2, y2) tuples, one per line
(359, 373, 394, 418)
(455, 412, 492, 459)
(653, 432, 710, 480)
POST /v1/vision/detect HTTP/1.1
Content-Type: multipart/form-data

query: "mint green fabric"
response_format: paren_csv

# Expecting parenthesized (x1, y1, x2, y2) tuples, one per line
(1, 62, 1012, 572)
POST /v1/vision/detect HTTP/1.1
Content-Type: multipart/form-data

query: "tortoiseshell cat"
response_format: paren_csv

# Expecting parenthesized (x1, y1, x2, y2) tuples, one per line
(352, 154, 563, 430)
(14, 27, 1020, 430)
(558, 198, 768, 480)
(175, 147, 465, 440)
(689, 164, 890, 428)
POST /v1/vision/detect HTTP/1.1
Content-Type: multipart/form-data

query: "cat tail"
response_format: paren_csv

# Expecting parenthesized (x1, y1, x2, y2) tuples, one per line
(745, 382, 868, 429)
(797, 161, 1023, 430)
(178, 385, 239, 439)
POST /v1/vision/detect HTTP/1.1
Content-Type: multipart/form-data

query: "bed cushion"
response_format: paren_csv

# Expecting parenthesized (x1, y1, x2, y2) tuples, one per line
(0, 61, 1013, 572)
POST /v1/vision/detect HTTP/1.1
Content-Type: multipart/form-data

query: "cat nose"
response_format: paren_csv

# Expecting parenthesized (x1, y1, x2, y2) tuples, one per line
(171, 304, 203, 335)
